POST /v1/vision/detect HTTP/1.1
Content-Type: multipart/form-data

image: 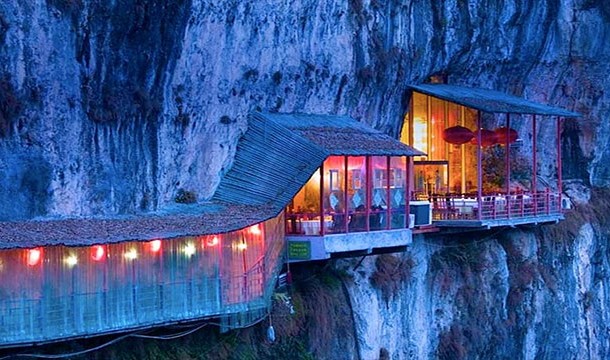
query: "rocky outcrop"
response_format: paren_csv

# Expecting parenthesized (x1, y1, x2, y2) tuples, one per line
(337, 190, 610, 359)
(0, 0, 607, 220)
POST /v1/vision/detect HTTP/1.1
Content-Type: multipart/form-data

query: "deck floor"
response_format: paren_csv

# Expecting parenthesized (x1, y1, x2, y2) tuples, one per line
(433, 214, 564, 229)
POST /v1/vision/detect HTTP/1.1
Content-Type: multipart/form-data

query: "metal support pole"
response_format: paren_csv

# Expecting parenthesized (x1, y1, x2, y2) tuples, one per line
(344, 156, 349, 233)
(406, 157, 411, 228)
(532, 114, 537, 215)
(365, 156, 371, 232)
(476, 111, 483, 220)
(320, 162, 325, 235)
(506, 113, 511, 219)
(386, 156, 391, 230)
(557, 116, 563, 197)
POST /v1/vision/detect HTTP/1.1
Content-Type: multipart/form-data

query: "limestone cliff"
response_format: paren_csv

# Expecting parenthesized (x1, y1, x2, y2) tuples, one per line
(1, 1, 610, 359)
(0, 0, 606, 219)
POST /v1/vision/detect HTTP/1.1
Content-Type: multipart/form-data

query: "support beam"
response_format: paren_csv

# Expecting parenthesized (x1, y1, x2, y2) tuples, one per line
(406, 157, 411, 228)
(557, 117, 563, 212)
(557, 117, 563, 194)
(320, 162, 325, 235)
(365, 156, 371, 232)
(386, 156, 391, 230)
(532, 114, 537, 215)
(344, 156, 349, 233)
(477, 111, 483, 220)
(506, 113, 511, 219)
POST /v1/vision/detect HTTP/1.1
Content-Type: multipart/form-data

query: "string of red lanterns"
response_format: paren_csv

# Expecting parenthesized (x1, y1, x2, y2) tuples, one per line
(442, 126, 518, 147)
(17, 224, 263, 267)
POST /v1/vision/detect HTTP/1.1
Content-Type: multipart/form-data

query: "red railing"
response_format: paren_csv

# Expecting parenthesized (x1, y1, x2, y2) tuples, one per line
(431, 189, 562, 221)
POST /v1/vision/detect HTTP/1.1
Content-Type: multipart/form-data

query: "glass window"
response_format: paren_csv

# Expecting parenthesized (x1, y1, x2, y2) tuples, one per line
(347, 156, 367, 233)
(286, 168, 321, 235)
(370, 156, 388, 230)
(390, 157, 407, 229)
(323, 156, 347, 234)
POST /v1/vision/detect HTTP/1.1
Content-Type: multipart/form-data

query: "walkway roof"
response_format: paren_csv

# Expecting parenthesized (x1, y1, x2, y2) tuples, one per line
(408, 84, 581, 117)
(0, 112, 421, 249)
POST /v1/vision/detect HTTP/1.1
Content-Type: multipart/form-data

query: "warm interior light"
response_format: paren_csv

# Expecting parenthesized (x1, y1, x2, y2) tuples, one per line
(149, 240, 162, 253)
(237, 242, 248, 251)
(65, 254, 78, 267)
(91, 245, 105, 261)
(413, 116, 428, 155)
(249, 224, 261, 235)
(207, 236, 219, 247)
(183, 243, 196, 257)
(27, 248, 42, 266)
(124, 248, 138, 260)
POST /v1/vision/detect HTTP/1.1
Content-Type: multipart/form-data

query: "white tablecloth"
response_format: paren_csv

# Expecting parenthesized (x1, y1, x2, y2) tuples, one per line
(300, 220, 333, 235)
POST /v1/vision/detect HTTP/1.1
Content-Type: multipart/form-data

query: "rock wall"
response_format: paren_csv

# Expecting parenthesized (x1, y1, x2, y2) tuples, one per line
(337, 198, 610, 359)
(336, 192, 610, 359)
(1, 1, 610, 358)
(0, 0, 608, 220)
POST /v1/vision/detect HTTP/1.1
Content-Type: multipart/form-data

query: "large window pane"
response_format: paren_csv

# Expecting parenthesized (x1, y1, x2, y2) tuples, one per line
(390, 157, 407, 229)
(347, 156, 367, 233)
(323, 156, 347, 234)
(286, 168, 321, 235)
(370, 156, 388, 230)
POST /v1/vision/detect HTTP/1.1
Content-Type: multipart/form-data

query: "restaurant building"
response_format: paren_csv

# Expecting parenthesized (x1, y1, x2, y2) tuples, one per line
(402, 84, 580, 228)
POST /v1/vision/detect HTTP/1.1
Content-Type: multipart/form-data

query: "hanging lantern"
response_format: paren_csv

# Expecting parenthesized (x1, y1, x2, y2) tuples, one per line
(470, 129, 499, 146)
(148, 240, 162, 253)
(26, 248, 43, 266)
(91, 245, 106, 261)
(442, 126, 474, 145)
(494, 127, 518, 144)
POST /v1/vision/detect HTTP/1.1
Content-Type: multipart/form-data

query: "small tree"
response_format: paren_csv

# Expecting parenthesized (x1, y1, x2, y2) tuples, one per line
(482, 145, 531, 193)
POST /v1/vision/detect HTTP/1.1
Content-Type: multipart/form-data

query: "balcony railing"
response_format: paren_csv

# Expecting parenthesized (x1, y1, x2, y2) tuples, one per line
(285, 208, 409, 236)
(430, 190, 562, 221)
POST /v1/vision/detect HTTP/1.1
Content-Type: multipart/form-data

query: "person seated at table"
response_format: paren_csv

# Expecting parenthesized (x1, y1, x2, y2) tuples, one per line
(349, 205, 367, 232)
(331, 205, 347, 233)
(369, 205, 383, 230)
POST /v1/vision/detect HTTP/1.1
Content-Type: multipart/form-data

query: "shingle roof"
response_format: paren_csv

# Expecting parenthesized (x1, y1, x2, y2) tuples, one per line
(0, 111, 421, 249)
(409, 84, 581, 117)
(0, 203, 276, 249)
(212, 112, 424, 208)
(261, 113, 424, 156)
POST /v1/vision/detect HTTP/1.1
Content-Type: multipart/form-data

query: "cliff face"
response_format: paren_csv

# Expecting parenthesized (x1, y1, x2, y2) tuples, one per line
(0, 0, 607, 219)
(1, 1, 610, 358)
(337, 193, 610, 359)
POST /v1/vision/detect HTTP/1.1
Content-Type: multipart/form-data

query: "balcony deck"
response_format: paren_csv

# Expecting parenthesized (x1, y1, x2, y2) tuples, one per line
(429, 191, 564, 229)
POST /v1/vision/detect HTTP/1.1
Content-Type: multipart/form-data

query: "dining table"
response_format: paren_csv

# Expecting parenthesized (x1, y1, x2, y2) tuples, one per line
(300, 219, 333, 235)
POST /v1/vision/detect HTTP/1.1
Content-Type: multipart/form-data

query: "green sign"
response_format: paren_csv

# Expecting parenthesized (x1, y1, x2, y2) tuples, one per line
(288, 241, 311, 260)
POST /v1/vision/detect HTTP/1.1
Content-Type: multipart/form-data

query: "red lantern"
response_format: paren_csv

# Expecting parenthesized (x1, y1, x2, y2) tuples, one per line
(91, 245, 106, 261)
(148, 240, 162, 253)
(494, 127, 518, 144)
(470, 129, 499, 146)
(442, 126, 474, 145)
(26, 248, 43, 266)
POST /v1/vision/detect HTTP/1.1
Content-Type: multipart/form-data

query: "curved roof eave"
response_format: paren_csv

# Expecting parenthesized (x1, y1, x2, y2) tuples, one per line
(408, 84, 582, 118)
